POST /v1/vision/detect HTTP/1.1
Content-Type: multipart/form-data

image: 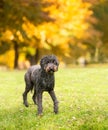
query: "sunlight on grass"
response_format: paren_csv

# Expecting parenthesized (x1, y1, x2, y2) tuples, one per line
(0, 68, 108, 130)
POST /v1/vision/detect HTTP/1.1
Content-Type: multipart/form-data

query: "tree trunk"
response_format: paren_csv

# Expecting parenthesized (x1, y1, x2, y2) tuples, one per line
(13, 41, 19, 69)
(0, 0, 4, 9)
(35, 48, 40, 64)
(26, 48, 40, 65)
(94, 47, 99, 63)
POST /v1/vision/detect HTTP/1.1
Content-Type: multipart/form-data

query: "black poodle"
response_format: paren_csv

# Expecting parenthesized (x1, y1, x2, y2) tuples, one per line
(23, 55, 59, 115)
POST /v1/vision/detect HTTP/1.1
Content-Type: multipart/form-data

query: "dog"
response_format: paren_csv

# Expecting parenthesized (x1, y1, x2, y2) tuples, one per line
(23, 55, 59, 115)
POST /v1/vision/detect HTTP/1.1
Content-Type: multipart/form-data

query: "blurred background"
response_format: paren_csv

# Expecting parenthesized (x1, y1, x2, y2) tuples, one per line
(0, 0, 108, 69)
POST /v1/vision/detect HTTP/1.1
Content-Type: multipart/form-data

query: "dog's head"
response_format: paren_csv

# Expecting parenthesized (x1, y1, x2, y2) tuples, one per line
(40, 55, 59, 73)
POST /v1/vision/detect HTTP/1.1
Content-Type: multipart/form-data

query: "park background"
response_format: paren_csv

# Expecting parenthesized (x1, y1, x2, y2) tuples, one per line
(0, 0, 108, 69)
(0, 1, 108, 130)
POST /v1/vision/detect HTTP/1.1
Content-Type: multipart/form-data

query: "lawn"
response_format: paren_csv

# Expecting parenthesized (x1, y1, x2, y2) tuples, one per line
(0, 67, 108, 130)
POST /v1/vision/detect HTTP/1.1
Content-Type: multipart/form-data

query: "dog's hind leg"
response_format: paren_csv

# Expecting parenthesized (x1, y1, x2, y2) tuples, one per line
(23, 73, 33, 107)
(32, 89, 37, 105)
(23, 86, 31, 107)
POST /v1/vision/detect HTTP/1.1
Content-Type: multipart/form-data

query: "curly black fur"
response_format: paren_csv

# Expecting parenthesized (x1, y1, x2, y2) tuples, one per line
(23, 55, 59, 115)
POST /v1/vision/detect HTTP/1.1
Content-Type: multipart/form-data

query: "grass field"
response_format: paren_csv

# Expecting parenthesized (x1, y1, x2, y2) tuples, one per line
(0, 67, 108, 130)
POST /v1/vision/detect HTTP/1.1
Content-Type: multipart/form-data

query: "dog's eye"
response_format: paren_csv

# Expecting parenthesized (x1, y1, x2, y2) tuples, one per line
(47, 61, 49, 64)
(53, 61, 57, 65)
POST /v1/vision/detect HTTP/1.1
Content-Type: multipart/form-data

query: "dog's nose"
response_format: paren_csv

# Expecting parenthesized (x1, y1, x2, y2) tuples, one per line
(49, 66, 53, 70)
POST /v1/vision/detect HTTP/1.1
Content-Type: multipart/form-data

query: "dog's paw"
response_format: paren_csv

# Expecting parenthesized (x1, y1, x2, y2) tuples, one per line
(32, 97, 37, 105)
(54, 111, 58, 114)
(23, 102, 29, 107)
(37, 113, 43, 117)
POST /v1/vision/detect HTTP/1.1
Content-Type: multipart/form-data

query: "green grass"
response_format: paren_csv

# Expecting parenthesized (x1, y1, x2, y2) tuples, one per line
(0, 68, 108, 130)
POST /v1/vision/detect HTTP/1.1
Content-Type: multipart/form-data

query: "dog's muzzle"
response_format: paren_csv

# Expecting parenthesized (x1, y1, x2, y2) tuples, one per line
(45, 63, 58, 73)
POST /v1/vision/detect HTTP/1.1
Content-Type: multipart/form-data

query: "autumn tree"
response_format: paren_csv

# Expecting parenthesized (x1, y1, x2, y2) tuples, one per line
(92, 1, 108, 62)
(0, 0, 52, 68)
(0, 0, 101, 68)
(36, 0, 94, 61)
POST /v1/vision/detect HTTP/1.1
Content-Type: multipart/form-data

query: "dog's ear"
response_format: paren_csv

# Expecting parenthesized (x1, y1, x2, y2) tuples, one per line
(55, 57, 59, 66)
(40, 55, 47, 69)
(40, 57, 44, 69)
(52, 55, 59, 66)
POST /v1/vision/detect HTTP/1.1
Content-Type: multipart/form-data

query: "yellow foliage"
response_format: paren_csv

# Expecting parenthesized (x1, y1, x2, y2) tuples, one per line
(77, 42, 87, 50)
(42, 0, 93, 42)
(0, 49, 14, 68)
(22, 17, 39, 39)
(0, 0, 103, 68)
(16, 31, 24, 42)
(1, 29, 24, 42)
(21, 0, 93, 53)
(2, 30, 14, 40)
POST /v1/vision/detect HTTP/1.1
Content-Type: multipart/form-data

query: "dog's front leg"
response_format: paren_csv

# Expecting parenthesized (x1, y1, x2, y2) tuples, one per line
(37, 91, 43, 115)
(49, 90, 59, 114)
